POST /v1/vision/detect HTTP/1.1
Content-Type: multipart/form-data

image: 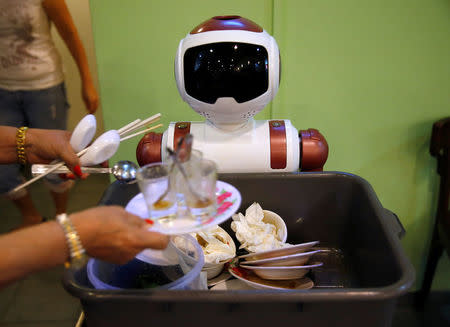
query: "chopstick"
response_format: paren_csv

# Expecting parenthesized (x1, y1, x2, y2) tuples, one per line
(11, 148, 89, 193)
(117, 118, 141, 135)
(120, 123, 163, 141)
(12, 113, 163, 193)
(119, 113, 161, 136)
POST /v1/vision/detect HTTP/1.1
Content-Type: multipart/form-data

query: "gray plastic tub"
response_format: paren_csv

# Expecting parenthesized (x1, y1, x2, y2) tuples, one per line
(63, 172, 415, 327)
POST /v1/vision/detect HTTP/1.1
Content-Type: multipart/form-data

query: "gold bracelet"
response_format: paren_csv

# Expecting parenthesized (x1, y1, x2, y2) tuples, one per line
(16, 126, 28, 165)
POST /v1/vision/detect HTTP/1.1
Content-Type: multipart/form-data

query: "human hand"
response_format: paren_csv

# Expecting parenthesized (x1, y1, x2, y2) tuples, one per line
(70, 206, 169, 264)
(25, 128, 80, 172)
(82, 80, 99, 114)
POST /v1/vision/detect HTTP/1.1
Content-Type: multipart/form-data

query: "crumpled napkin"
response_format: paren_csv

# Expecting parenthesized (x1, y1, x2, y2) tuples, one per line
(192, 226, 235, 264)
(231, 202, 288, 253)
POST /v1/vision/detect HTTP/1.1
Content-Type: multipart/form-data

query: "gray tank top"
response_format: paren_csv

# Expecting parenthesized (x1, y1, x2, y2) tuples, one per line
(0, 0, 64, 91)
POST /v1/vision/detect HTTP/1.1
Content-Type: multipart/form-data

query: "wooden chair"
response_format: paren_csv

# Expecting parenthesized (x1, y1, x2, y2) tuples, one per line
(415, 117, 450, 308)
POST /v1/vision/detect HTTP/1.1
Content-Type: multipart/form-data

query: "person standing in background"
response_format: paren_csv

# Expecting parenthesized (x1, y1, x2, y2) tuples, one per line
(0, 0, 99, 228)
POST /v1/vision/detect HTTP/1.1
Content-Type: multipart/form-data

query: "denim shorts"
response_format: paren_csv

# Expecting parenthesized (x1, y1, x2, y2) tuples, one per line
(0, 82, 70, 195)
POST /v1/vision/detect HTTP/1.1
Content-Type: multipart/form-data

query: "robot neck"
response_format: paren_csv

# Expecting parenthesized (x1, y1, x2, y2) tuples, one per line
(206, 118, 254, 132)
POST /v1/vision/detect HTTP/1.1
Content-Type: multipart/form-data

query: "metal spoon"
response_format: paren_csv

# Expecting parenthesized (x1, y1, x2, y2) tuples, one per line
(111, 160, 138, 184)
(166, 147, 209, 204)
(153, 137, 185, 204)
(31, 160, 138, 184)
(169, 134, 209, 204)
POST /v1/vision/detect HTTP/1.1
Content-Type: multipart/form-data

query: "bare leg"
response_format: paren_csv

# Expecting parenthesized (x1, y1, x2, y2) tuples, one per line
(12, 193, 43, 228)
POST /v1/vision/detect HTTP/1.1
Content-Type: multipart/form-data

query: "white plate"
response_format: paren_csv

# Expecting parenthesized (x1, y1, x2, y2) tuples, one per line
(125, 180, 241, 235)
(242, 249, 322, 267)
(237, 241, 320, 261)
(240, 262, 323, 280)
(208, 270, 232, 287)
(228, 259, 314, 290)
(210, 278, 253, 291)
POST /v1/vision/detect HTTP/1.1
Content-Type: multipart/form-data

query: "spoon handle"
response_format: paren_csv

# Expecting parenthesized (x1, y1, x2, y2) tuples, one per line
(31, 164, 112, 175)
(167, 147, 208, 203)
(11, 148, 89, 193)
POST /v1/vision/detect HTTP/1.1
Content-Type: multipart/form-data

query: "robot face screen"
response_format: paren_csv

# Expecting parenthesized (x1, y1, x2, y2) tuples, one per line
(183, 42, 269, 104)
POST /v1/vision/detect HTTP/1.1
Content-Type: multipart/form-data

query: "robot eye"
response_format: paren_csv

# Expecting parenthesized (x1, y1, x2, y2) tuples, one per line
(184, 42, 269, 104)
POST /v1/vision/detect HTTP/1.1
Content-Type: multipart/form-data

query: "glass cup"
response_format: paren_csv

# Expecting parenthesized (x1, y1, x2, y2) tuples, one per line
(181, 158, 218, 221)
(166, 149, 203, 215)
(173, 149, 203, 190)
(136, 162, 177, 222)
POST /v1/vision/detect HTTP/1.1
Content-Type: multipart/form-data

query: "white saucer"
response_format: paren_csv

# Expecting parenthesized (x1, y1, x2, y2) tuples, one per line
(210, 278, 254, 291)
(125, 180, 241, 235)
(207, 270, 232, 287)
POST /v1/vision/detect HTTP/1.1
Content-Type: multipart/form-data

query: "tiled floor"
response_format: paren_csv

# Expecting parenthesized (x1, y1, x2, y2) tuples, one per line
(0, 174, 449, 327)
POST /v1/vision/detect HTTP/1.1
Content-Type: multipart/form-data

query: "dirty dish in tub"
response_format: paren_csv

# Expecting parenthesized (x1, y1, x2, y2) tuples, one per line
(193, 225, 236, 279)
(228, 259, 314, 290)
(262, 210, 288, 243)
(240, 262, 323, 280)
(207, 270, 232, 287)
(237, 241, 320, 261)
(210, 278, 253, 290)
(231, 204, 288, 253)
(242, 249, 322, 267)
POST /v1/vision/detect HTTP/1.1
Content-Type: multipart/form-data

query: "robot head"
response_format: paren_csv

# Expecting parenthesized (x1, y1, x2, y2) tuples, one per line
(175, 16, 280, 130)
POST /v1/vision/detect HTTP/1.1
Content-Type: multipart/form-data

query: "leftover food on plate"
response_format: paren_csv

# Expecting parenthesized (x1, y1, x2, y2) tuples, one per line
(231, 202, 290, 253)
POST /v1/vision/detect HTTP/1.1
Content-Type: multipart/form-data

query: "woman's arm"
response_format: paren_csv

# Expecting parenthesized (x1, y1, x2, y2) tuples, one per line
(0, 126, 18, 164)
(0, 206, 168, 289)
(42, 0, 99, 113)
(0, 126, 79, 169)
(0, 220, 69, 287)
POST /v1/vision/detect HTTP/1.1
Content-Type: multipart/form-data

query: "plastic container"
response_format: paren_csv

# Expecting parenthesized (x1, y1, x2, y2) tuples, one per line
(87, 234, 205, 290)
(63, 172, 415, 327)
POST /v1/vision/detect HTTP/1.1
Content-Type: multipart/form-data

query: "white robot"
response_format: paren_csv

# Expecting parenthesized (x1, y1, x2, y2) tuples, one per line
(137, 16, 328, 172)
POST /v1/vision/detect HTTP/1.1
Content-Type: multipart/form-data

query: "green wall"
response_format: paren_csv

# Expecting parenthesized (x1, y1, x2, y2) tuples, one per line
(90, 0, 449, 290)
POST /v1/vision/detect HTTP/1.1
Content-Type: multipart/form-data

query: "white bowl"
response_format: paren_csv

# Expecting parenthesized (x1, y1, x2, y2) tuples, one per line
(242, 249, 322, 267)
(262, 210, 287, 243)
(196, 226, 236, 279)
(240, 262, 323, 280)
(202, 261, 227, 279)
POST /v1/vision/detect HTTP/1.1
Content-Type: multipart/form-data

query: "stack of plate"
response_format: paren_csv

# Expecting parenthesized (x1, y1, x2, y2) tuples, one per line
(222, 241, 323, 290)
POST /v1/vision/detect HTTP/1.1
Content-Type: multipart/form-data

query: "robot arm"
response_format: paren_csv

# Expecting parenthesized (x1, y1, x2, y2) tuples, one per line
(299, 129, 328, 172)
(136, 127, 328, 172)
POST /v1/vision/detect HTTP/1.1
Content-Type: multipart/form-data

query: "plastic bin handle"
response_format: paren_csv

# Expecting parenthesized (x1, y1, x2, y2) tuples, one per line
(383, 208, 406, 239)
